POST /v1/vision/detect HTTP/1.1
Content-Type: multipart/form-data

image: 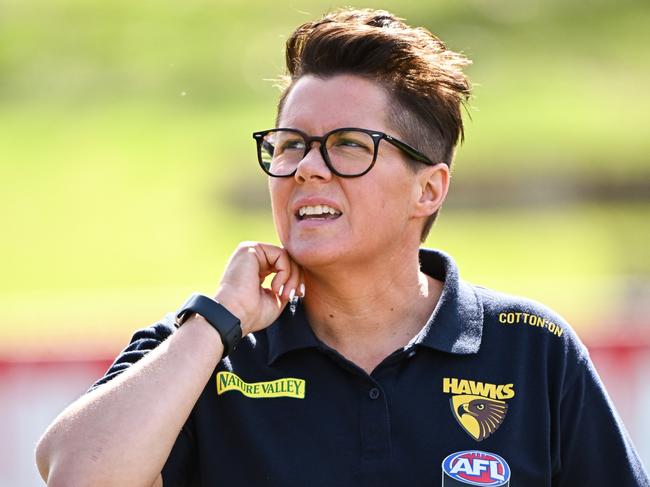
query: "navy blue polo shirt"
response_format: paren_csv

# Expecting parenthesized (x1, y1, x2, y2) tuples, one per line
(90, 249, 649, 487)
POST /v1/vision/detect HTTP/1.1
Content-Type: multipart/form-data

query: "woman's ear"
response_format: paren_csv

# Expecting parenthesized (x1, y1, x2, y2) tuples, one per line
(412, 163, 450, 218)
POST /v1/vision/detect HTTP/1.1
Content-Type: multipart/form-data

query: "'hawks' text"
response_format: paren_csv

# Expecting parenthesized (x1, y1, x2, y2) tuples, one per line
(443, 377, 515, 400)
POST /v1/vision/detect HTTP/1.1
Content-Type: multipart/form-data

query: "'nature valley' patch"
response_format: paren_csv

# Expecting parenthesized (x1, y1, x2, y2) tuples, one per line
(216, 371, 305, 399)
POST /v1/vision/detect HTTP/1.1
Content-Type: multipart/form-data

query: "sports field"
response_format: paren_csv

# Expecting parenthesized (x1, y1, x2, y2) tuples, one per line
(1, 0, 649, 356)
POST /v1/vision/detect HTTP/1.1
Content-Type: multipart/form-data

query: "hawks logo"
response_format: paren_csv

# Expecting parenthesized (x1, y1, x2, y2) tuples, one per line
(443, 377, 515, 441)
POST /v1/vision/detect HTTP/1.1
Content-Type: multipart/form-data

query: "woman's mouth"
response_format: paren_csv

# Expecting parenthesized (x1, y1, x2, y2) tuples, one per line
(296, 204, 342, 221)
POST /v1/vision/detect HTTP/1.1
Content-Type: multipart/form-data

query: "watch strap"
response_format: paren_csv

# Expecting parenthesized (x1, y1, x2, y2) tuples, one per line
(175, 294, 242, 357)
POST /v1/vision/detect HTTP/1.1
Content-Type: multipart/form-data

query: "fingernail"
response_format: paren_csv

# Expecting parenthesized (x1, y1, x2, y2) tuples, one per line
(300, 283, 305, 296)
(279, 285, 284, 296)
(289, 288, 296, 300)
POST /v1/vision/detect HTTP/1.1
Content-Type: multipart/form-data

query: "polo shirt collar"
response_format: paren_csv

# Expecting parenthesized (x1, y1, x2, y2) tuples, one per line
(266, 248, 483, 365)
(266, 301, 321, 365)
(413, 248, 484, 354)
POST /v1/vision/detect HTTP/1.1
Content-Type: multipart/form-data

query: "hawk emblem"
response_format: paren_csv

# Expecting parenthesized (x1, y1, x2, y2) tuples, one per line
(450, 394, 508, 441)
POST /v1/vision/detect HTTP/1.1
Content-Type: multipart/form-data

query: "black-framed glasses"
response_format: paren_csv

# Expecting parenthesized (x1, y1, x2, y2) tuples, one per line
(252, 127, 437, 178)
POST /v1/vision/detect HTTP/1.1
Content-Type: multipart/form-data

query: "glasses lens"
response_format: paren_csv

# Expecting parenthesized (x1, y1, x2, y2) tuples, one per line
(259, 130, 305, 176)
(325, 130, 375, 176)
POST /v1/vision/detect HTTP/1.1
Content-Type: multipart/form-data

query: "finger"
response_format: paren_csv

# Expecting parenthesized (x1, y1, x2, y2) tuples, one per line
(298, 271, 306, 298)
(296, 265, 306, 298)
(290, 259, 305, 298)
(257, 245, 291, 297)
(248, 243, 284, 278)
(283, 257, 302, 301)
(268, 250, 303, 301)
(245, 244, 272, 275)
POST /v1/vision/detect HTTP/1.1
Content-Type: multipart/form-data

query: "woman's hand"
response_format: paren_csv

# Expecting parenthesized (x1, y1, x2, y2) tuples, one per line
(213, 242, 304, 336)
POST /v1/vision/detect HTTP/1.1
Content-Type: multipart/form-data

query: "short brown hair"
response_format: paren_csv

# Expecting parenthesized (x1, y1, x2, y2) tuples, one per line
(276, 8, 472, 242)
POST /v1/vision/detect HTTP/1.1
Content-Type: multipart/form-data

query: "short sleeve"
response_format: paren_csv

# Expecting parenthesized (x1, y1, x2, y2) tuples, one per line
(86, 312, 177, 393)
(161, 415, 200, 487)
(553, 355, 649, 486)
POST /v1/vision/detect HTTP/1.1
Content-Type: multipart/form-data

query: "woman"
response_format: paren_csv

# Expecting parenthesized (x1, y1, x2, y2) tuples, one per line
(35, 8, 648, 487)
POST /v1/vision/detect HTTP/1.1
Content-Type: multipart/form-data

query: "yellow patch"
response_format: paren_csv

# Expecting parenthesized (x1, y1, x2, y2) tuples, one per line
(443, 377, 514, 441)
(443, 377, 515, 400)
(216, 371, 306, 399)
(498, 311, 563, 337)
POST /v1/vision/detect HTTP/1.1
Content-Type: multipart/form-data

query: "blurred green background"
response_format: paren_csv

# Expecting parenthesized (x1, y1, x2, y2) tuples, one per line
(1, 0, 649, 357)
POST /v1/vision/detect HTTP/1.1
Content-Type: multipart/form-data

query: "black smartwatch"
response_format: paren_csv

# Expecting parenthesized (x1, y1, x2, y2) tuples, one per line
(175, 294, 242, 357)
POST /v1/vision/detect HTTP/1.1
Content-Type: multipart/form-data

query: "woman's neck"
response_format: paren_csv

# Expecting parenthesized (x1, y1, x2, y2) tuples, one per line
(302, 252, 443, 374)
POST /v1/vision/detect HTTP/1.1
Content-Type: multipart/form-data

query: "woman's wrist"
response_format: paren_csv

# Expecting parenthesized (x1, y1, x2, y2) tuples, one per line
(212, 291, 249, 335)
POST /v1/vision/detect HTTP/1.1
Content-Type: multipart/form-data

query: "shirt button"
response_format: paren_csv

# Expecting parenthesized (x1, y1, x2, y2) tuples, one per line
(368, 387, 381, 400)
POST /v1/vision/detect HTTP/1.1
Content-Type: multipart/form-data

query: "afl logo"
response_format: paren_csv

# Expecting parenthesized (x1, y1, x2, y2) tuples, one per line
(442, 450, 510, 486)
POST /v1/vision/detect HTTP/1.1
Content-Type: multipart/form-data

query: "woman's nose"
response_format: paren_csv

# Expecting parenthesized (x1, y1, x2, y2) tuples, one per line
(294, 142, 332, 183)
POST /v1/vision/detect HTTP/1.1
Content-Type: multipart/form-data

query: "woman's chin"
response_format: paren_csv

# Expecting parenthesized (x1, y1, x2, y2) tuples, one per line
(285, 239, 351, 270)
